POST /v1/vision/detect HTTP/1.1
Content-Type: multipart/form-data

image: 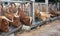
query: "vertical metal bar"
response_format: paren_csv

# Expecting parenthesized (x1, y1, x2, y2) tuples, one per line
(23, 4, 25, 11)
(29, 3, 31, 16)
(40, 4, 42, 12)
(55, 3, 57, 12)
(0, 10, 1, 16)
(33, 1, 35, 23)
(38, 3, 40, 11)
(59, 2, 60, 10)
(45, 0, 48, 13)
(31, 0, 35, 24)
(58, 2, 59, 10)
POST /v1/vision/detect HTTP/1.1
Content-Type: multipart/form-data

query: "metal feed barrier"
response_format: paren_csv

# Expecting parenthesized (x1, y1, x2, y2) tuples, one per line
(0, 0, 60, 36)
(0, 1, 32, 36)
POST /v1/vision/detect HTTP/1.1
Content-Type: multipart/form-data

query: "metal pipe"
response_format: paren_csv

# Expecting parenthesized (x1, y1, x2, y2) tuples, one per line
(31, 0, 35, 24)
(29, 3, 31, 16)
(45, 0, 48, 13)
(40, 4, 42, 12)
(57, 2, 59, 10)
(0, 1, 30, 3)
(35, 2, 46, 4)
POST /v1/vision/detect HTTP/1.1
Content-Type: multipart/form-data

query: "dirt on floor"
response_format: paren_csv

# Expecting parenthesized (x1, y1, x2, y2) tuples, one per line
(15, 20, 60, 36)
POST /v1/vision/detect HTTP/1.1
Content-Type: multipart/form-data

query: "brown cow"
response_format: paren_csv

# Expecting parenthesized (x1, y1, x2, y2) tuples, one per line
(18, 7, 32, 26)
(35, 7, 51, 21)
(0, 16, 9, 32)
(5, 6, 21, 27)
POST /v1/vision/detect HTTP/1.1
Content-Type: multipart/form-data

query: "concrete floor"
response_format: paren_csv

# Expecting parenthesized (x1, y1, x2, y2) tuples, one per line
(16, 20, 60, 36)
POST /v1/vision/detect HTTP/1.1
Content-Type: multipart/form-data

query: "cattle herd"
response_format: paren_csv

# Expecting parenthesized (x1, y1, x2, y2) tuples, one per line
(0, 2, 60, 32)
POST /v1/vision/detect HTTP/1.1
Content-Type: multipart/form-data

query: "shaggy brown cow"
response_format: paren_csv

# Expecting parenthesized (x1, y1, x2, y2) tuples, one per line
(18, 8, 32, 26)
(0, 16, 9, 32)
(5, 6, 21, 27)
(35, 7, 51, 21)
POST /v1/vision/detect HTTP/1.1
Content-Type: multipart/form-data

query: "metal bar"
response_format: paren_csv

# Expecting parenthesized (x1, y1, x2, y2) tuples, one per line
(4, 25, 22, 36)
(31, 0, 35, 24)
(29, 3, 31, 16)
(45, 0, 48, 13)
(0, 1, 30, 3)
(35, 2, 46, 4)
(35, 0, 47, 12)
(57, 2, 59, 10)
(39, 4, 42, 12)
